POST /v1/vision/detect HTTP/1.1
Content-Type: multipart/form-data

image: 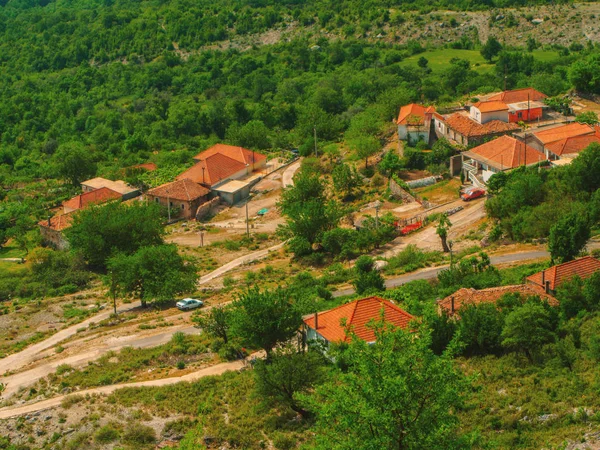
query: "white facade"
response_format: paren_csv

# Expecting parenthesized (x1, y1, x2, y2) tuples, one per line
(469, 106, 509, 124)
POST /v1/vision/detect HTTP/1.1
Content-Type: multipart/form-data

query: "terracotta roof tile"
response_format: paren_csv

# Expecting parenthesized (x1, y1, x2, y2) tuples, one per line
(303, 296, 413, 343)
(63, 187, 121, 211)
(192, 143, 266, 165)
(533, 123, 594, 145)
(465, 135, 546, 169)
(38, 213, 74, 231)
(444, 113, 519, 138)
(177, 153, 247, 186)
(527, 256, 600, 291)
(397, 103, 436, 126)
(438, 284, 558, 316)
(473, 101, 509, 113)
(488, 87, 547, 104)
(544, 134, 600, 157)
(147, 179, 210, 201)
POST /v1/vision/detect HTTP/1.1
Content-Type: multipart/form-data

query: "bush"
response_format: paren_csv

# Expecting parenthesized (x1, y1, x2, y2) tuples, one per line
(176, 360, 186, 370)
(122, 423, 156, 445)
(94, 425, 120, 444)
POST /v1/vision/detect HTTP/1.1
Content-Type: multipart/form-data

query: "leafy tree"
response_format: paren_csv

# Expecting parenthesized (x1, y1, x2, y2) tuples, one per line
(55, 143, 98, 186)
(548, 212, 590, 264)
(307, 326, 471, 450)
(331, 163, 360, 199)
(569, 54, 600, 94)
(556, 275, 587, 319)
(566, 143, 600, 194)
(228, 120, 271, 150)
(501, 302, 555, 361)
(576, 111, 599, 125)
(352, 255, 385, 294)
(107, 244, 198, 308)
(254, 346, 328, 417)
(231, 287, 302, 359)
(279, 169, 343, 255)
(417, 56, 429, 68)
(378, 150, 404, 181)
(7, 215, 35, 259)
(194, 305, 232, 344)
(66, 202, 164, 270)
(351, 136, 379, 168)
(457, 303, 504, 356)
(436, 215, 452, 253)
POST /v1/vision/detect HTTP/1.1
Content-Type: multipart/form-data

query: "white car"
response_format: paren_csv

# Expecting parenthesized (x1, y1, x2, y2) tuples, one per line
(176, 298, 204, 311)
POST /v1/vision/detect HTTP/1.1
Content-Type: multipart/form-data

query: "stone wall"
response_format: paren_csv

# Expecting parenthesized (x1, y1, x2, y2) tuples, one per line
(196, 197, 221, 220)
(389, 178, 416, 203)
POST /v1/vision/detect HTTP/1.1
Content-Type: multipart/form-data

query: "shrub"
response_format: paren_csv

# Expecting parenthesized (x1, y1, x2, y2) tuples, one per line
(94, 425, 120, 444)
(176, 360, 186, 370)
(122, 423, 156, 445)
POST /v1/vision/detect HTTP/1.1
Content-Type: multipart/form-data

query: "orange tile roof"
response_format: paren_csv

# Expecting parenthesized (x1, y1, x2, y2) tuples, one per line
(38, 212, 74, 231)
(473, 101, 509, 113)
(544, 134, 600, 157)
(465, 135, 546, 169)
(527, 256, 600, 291)
(192, 143, 266, 166)
(533, 123, 594, 145)
(177, 153, 247, 187)
(444, 113, 519, 138)
(438, 284, 558, 316)
(132, 162, 158, 171)
(147, 178, 210, 201)
(397, 103, 436, 126)
(303, 296, 413, 343)
(63, 187, 121, 211)
(488, 87, 547, 104)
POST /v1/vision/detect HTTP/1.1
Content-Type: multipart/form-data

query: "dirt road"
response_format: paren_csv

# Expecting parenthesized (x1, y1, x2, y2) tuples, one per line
(282, 159, 300, 187)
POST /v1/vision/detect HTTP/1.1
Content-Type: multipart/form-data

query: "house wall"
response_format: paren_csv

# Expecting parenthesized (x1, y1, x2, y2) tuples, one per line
(195, 197, 221, 220)
(39, 226, 69, 250)
(508, 107, 543, 123)
(147, 194, 208, 219)
(217, 184, 251, 205)
(470, 107, 509, 124)
(398, 124, 408, 140)
(524, 136, 545, 153)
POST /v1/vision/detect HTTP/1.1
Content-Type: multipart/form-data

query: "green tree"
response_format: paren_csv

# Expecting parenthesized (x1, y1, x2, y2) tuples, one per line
(331, 163, 360, 199)
(351, 136, 379, 169)
(576, 111, 599, 125)
(231, 287, 302, 359)
(66, 202, 164, 270)
(501, 302, 555, 361)
(569, 54, 600, 94)
(55, 142, 98, 186)
(254, 346, 327, 417)
(481, 37, 503, 62)
(436, 215, 452, 253)
(7, 215, 35, 259)
(548, 212, 590, 264)
(457, 303, 504, 356)
(107, 244, 197, 308)
(307, 326, 471, 450)
(378, 150, 404, 181)
(194, 305, 232, 344)
(352, 255, 385, 294)
(229, 120, 271, 150)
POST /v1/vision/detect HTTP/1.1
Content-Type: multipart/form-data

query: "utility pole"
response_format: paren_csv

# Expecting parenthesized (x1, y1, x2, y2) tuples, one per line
(449, 241, 454, 268)
(199, 229, 204, 247)
(245, 198, 250, 238)
(110, 270, 118, 316)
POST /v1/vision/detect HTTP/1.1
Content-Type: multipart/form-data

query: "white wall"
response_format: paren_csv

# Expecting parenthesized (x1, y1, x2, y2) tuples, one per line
(470, 107, 508, 124)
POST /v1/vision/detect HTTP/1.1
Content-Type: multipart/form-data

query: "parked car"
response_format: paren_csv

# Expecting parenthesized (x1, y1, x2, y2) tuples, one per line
(461, 188, 486, 201)
(176, 298, 204, 311)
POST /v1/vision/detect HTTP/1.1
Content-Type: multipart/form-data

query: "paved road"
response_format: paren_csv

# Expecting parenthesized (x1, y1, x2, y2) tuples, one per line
(197, 241, 286, 285)
(333, 250, 550, 297)
(0, 358, 247, 420)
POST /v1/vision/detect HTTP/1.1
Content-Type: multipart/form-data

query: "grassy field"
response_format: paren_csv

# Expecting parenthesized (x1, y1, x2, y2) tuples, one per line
(400, 49, 560, 73)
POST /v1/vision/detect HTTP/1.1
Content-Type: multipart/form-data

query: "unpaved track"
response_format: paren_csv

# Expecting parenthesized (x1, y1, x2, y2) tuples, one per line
(282, 159, 301, 187)
(0, 359, 246, 420)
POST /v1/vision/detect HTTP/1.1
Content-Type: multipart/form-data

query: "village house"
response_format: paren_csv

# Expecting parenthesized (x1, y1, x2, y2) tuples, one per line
(459, 135, 546, 185)
(177, 144, 267, 205)
(80, 177, 140, 200)
(38, 213, 74, 250)
(437, 284, 558, 317)
(525, 122, 596, 156)
(62, 187, 122, 214)
(396, 103, 436, 145)
(526, 256, 600, 295)
(486, 87, 548, 123)
(433, 111, 520, 146)
(145, 178, 211, 220)
(469, 101, 509, 124)
(303, 296, 414, 345)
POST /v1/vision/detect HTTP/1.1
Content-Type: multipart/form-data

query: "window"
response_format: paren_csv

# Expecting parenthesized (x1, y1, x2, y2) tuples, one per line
(181, 204, 185, 210)
(154, 198, 159, 203)
(517, 112, 523, 119)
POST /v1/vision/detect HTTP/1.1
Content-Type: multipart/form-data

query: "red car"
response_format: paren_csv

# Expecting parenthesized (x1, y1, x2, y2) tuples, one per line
(461, 188, 486, 201)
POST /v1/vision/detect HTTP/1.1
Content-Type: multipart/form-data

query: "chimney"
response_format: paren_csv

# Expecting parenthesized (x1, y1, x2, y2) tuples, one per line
(545, 280, 551, 294)
(314, 312, 318, 330)
(541, 270, 545, 287)
(47, 217, 51, 227)
(451, 296, 455, 314)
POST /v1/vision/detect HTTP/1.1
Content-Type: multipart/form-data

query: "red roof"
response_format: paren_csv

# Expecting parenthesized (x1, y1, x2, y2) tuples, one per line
(466, 135, 546, 169)
(438, 284, 558, 316)
(147, 178, 210, 201)
(473, 101, 509, 113)
(533, 123, 594, 145)
(192, 143, 266, 165)
(444, 113, 519, 138)
(38, 213, 74, 231)
(303, 296, 413, 343)
(544, 134, 600, 157)
(177, 153, 247, 186)
(397, 103, 436, 126)
(488, 88, 547, 104)
(63, 187, 121, 211)
(527, 256, 600, 291)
